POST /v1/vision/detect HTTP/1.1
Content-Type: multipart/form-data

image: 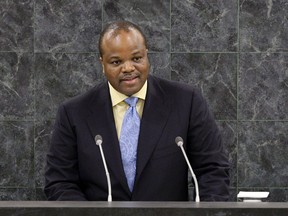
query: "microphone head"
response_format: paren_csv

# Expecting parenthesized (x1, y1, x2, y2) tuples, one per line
(175, 136, 184, 147)
(95, 135, 103, 145)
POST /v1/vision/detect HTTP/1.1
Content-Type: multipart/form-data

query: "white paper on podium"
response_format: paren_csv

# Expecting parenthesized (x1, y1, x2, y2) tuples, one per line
(237, 191, 269, 199)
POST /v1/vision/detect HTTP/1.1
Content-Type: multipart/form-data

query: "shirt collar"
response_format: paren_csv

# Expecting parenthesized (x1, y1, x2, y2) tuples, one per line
(108, 80, 147, 106)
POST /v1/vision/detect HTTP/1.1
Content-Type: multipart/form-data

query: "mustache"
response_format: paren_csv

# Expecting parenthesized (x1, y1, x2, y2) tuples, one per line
(120, 72, 140, 80)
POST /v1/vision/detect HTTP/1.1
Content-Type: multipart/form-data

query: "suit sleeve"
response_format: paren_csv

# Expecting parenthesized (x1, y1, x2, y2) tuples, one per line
(187, 89, 230, 201)
(44, 103, 87, 201)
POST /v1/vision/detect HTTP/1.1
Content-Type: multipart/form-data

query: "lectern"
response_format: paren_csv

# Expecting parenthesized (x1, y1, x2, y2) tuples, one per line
(0, 201, 287, 216)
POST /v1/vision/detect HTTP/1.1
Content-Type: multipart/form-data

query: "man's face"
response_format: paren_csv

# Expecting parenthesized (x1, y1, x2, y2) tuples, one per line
(100, 28, 149, 96)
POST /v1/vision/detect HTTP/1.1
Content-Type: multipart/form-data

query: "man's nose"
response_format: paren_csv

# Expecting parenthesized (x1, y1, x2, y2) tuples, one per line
(122, 61, 135, 72)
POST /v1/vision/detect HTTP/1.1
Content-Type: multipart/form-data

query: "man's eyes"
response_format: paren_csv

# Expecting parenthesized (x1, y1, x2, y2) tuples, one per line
(111, 60, 121, 65)
(110, 57, 142, 65)
(133, 57, 142, 62)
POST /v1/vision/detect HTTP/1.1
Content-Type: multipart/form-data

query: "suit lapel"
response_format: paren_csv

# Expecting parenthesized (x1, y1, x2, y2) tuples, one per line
(135, 76, 171, 185)
(85, 82, 131, 195)
(85, 77, 171, 196)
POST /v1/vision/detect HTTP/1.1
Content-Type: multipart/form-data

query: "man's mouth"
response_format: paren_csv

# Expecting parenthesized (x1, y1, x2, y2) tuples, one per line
(121, 75, 139, 82)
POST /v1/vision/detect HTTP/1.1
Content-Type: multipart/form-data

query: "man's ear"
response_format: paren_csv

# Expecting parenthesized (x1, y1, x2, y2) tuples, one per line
(99, 57, 105, 74)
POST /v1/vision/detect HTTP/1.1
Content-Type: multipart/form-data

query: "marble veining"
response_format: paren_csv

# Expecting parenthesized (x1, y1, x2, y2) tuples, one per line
(171, 0, 238, 52)
(103, 0, 170, 52)
(0, 188, 35, 201)
(34, 0, 102, 52)
(0, 52, 34, 120)
(238, 121, 288, 187)
(0, 121, 34, 187)
(171, 53, 237, 120)
(239, 53, 288, 120)
(148, 53, 171, 79)
(217, 121, 237, 188)
(34, 120, 54, 187)
(0, 0, 34, 52)
(34, 53, 102, 120)
(240, 0, 288, 52)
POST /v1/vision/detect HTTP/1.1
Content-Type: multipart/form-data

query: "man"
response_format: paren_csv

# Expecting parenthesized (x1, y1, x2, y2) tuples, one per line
(44, 21, 230, 201)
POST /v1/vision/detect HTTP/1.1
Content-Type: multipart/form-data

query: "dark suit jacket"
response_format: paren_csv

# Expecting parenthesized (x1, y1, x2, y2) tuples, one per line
(44, 75, 230, 201)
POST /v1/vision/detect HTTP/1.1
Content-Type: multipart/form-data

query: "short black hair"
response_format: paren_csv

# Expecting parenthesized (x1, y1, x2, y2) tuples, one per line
(98, 20, 148, 57)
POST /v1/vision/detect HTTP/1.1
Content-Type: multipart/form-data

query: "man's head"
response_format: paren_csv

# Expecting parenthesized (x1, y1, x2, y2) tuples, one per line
(99, 21, 150, 96)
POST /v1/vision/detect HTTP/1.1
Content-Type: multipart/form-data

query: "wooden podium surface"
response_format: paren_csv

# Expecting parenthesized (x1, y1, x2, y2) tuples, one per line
(0, 201, 287, 216)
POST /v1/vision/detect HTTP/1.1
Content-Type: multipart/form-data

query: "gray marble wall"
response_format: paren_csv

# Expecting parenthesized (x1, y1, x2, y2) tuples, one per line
(0, 0, 287, 201)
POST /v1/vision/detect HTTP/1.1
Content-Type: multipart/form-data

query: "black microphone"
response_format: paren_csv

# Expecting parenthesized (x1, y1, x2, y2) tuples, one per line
(175, 136, 200, 202)
(95, 135, 112, 202)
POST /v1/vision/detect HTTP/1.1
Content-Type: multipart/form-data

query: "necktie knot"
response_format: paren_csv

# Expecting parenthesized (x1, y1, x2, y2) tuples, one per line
(125, 97, 138, 107)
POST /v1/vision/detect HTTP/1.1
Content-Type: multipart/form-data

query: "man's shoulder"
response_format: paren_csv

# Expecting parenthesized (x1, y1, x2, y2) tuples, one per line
(148, 75, 206, 108)
(149, 75, 198, 95)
